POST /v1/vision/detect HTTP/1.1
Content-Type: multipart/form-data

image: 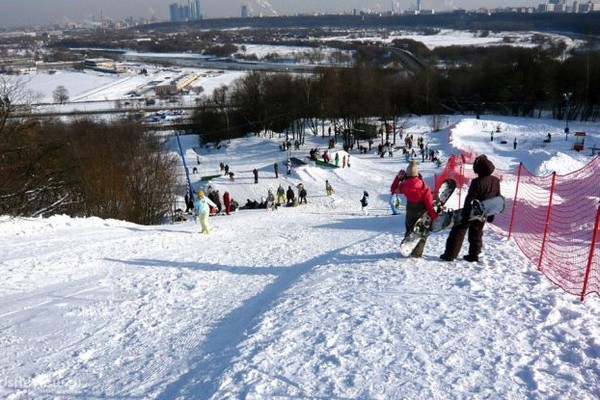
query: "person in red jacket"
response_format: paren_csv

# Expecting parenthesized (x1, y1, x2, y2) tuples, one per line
(223, 191, 231, 215)
(392, 160, 438, 257)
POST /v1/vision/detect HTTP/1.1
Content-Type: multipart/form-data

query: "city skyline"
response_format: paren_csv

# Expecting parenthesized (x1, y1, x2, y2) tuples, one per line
(0, 0, 551, 27)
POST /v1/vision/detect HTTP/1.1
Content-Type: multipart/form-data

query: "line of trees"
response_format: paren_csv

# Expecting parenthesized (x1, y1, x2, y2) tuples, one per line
(1, 78, 178, 223)
(191, 43, 600, 143)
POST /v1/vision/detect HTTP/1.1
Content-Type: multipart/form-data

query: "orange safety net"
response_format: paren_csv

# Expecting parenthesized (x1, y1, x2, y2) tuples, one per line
(434, 154, 600, 300)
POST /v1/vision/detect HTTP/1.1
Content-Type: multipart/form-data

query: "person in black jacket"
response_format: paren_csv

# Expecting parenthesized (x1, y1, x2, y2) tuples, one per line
(440, 154, 501, 262)
(286, 186, 295, 206)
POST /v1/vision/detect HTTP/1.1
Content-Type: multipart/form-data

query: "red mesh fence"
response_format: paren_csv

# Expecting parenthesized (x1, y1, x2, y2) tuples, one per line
(434, 154, 600, 300)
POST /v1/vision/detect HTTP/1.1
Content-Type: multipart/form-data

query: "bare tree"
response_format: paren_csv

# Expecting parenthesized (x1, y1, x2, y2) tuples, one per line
(53, 85, 69, 104)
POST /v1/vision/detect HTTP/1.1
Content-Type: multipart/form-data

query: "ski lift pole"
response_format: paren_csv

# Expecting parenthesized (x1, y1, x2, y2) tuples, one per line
(175, 131, 193, 197)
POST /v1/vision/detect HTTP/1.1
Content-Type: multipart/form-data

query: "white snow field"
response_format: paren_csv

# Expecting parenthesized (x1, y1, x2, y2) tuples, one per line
(1, 115, 599, 399)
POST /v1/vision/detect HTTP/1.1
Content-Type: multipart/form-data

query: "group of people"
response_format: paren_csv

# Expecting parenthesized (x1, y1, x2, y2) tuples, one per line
(194, 150, 500, 261)
(219, 162, 235, 180)
(391, 155, 500, 261)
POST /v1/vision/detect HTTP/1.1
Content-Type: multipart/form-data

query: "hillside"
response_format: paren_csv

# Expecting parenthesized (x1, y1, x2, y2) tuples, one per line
(0, 115, 598, 399)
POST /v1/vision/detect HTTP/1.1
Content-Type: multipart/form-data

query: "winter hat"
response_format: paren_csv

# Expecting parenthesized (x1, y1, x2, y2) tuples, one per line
(197, 190, 204, 197)
(473, 155, 495, 177)
(406, 160, 419, 177)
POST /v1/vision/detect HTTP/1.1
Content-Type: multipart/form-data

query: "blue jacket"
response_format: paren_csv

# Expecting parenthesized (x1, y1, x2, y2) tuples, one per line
(194, 196, 216, 214)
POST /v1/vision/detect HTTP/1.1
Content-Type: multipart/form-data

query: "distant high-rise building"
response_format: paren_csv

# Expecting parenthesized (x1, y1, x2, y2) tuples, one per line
(170, 1, 202, 22)
(169, 3, 180, 22)
(241, 4, 249, 18)
(181, 4, 190, 20)
(196, 0, 202, 20)
(190, 0, 202, 20)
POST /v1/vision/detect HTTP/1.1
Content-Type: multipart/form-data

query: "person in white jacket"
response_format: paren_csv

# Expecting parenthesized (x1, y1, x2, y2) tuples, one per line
(194, 190, 217, 234)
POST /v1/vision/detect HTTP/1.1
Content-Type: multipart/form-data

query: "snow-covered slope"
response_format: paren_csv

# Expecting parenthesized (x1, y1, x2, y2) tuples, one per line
(1, 116, 598, 399)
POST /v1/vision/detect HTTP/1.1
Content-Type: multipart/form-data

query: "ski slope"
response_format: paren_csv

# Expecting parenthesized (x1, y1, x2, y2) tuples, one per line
(0, 115, 598, 399)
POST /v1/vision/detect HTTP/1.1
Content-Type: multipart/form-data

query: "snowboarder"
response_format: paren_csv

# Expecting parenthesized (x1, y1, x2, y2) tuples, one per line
(513, 137, 518, 150)
(184, 191, 194, 213)
(253, 168, 259, 184)
(360, 191, 369, 215)
(266, 189, 276, 210)
(298, 183, 307, 204)
(274, 162, 279, 178)
(194, 190, 217, 234)
(439, 154, 501, 262)
(223, 191, 231, 215)
(391, 160, 438, 258)
(277, 184, 286, 205)
(325, 180, 334, 196)
(286, 186, 295, 206)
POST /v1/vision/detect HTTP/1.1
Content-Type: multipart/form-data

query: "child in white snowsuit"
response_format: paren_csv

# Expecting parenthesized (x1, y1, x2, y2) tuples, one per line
(194, 190, 217, 234)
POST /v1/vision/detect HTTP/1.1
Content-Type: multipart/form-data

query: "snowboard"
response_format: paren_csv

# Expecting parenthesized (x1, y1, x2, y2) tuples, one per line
(430, 195, 505, 232)
(399, 178, 457, 257)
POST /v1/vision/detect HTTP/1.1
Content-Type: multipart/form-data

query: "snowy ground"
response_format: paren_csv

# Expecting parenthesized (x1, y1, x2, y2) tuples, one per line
(1, 114, 598, 399)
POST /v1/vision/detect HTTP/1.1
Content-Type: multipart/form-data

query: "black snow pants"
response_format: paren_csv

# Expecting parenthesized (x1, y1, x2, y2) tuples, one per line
(443, 219, 485, 260)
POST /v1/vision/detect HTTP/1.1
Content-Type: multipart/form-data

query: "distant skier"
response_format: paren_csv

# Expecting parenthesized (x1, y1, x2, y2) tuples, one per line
(253, 168, 259, 183)
(266, 189, 276, 210)
(298, 183, 307, 204)
(286, 185, 296, 206)
(360, 191, 369, 215)
(223, 191, 231, 215)
(325, 180, 334, 196)
(277, 184, 286, 205)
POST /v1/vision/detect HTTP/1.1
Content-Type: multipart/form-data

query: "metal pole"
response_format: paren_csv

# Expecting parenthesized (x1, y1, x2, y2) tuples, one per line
(538, 172, 557, 271)
(580, 202, 600, 301)
(507, 162, 523, 240)
(563, 92, 571, 139)
(176, 132, 193, 198)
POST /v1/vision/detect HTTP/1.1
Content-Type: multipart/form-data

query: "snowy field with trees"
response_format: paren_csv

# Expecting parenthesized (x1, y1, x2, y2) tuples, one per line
(1, 25, 598, 399)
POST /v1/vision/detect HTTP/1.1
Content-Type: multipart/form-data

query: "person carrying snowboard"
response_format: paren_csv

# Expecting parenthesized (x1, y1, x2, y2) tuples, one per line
(440, 154, 501, 262)
(194, 190, 217, 234)
(392, 160, 438, 258)
(223, 191, 231, 215)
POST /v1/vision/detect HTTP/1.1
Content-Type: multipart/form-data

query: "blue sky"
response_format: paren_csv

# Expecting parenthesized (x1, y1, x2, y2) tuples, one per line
(0, 0, 540, 27)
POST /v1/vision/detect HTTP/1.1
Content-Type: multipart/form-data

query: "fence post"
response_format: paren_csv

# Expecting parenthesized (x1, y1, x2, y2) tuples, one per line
(458, 157, 465, 206)
(507, 162, 523, 240)
(538, 172, 557, 271)
(580, 202, 600, 301)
